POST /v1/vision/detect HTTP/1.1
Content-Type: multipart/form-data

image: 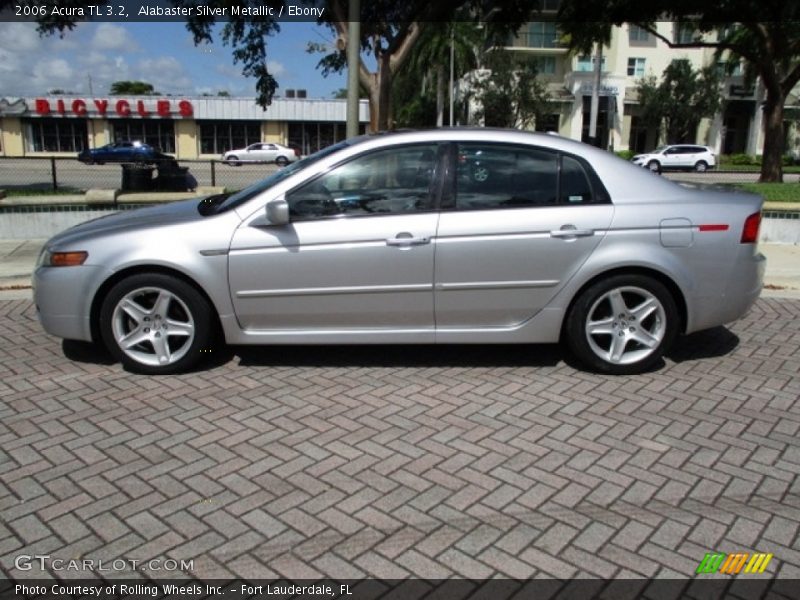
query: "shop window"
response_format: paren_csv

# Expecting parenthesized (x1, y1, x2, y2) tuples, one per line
(198, 121, 261, 155)
(112, 120, 176, 153)
(27, 118, 88, 152)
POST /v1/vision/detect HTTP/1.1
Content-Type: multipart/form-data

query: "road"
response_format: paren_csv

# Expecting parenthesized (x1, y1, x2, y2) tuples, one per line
(0, 158, 280, 192)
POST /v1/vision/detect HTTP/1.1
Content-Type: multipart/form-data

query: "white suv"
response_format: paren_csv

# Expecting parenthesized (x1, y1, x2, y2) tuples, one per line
(632, 144, 716, 173)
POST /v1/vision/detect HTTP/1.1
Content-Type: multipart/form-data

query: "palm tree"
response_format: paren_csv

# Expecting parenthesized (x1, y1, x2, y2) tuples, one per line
(405, 21, 484, 126)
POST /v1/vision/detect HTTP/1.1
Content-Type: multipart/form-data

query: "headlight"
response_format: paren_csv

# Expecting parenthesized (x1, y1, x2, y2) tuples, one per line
(39, 250, 89, 267)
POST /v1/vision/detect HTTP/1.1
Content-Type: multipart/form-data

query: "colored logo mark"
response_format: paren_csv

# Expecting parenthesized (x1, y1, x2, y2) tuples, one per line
(696, 552, 773, 575)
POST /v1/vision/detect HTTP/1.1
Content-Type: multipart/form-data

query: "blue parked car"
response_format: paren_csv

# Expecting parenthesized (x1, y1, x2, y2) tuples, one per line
(78, 141, 167, 165)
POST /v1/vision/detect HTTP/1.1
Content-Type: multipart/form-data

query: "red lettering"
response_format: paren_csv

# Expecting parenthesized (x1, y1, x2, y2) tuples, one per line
(136, 100, 150, 117)
(115, 100, 131, 116)
(35, 99, 50, 115)
(56, 99, 66, 114)
(156, 99, 170, 117)
(94, 99, 108, 116)
(72, 99, 87, 116)
(178, 100, 193, 117)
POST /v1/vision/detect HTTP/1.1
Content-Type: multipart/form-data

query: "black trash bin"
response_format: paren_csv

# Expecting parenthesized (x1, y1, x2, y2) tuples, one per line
(155, 165, 190, 191)
(120, 164, 155, 191)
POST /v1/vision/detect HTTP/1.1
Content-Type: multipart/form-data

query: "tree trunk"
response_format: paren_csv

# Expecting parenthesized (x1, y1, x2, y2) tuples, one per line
(760, 96, 785, 183)
(436, 65, 445, 127)
(367, 54, 394, 132)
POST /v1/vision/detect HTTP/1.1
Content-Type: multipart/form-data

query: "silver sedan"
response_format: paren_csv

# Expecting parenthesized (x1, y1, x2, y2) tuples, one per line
(33, 129, 765, 375)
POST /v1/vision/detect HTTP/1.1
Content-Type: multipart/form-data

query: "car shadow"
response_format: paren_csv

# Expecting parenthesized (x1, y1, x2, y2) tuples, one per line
(233, 343, 563, 369)
(666, 326, 740, 363)
(61, 339, 116, 365)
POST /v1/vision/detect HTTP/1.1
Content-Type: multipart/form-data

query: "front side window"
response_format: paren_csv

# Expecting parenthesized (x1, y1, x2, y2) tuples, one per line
(286, 144, 440, 220)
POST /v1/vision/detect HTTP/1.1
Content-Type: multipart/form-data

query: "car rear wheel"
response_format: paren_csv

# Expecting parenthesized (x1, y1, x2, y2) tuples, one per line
(694, 161, 708, 172)
(565, 274, 678, 375)
(275, 156, 289, 167)
(99, 273, 213, 375)
(647, 160, 661, 173)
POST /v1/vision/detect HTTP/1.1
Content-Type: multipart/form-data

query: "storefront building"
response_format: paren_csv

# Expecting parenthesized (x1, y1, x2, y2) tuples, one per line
(0, 95, 369, 159)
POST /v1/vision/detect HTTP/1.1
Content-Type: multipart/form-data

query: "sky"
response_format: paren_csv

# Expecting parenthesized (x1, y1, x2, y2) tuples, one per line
(0, 20, 346, 99)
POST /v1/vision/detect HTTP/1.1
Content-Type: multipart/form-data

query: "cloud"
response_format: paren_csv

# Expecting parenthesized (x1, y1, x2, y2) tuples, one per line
(91, 23, 138, 51)
(267, 60, 287, 78)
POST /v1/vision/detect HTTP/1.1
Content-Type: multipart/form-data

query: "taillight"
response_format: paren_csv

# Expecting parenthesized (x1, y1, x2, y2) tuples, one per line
(741, 212, 761, 244)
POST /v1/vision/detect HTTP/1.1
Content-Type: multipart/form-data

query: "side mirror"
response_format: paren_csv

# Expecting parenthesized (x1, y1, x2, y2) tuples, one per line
(265, 198, 290, 225)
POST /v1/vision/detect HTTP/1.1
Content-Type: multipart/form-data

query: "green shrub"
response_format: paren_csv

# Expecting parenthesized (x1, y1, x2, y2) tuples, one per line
(615, 150, 634, 160)
(723, 153, 756, 165)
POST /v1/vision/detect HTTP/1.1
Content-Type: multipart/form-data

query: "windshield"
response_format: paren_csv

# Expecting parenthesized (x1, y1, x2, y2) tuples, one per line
(200, 140, 351, 215)
(652, 146, 668, 154)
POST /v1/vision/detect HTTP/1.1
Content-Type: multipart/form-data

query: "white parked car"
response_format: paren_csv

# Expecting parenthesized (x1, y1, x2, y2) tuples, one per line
(632, 145, 716, 173)
(222, 142, 300, 166)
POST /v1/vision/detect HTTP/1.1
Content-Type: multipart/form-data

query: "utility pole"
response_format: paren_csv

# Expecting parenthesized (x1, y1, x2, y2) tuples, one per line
(346, 0, 360, 138)
(588, 41, 603, 147)
(449, 25, 455, 126)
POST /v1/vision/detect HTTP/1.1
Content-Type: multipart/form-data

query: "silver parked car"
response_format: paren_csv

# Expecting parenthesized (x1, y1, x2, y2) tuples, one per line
(34, 129, 765, 375)
(222, 142, 300, 166)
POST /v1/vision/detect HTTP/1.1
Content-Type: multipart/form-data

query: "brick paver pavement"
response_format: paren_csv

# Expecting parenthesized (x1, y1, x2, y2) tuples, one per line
(1, 298, 799, 581)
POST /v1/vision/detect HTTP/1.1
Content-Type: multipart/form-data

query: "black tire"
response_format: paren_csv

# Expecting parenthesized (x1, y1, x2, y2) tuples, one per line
(226, 155, 241, 167)
(647, 160, 661, 174)
(564, 274, 679, 375)
(694, 161, 708, 172)
(275, 155, 289, 167)
(99, 273, 214, 375)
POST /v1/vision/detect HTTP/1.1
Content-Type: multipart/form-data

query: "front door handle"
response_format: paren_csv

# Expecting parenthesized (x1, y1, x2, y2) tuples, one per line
(386, 232, 430, 247)
(550, 226, 594, 239)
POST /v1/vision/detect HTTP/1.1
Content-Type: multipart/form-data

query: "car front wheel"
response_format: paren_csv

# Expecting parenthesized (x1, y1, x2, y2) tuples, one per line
(647, 160, 661, 173)
(226, 155, 241, 166)
(275, 156, 289, 167)
(565, 275, 678, 375)
(99, 273, 214, 375)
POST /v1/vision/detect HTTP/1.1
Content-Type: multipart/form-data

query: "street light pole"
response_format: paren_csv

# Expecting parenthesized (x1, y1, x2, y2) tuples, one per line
(346, 0, 360, 138)
(449, 25, 455, 126)
(588, 41, 603, 147)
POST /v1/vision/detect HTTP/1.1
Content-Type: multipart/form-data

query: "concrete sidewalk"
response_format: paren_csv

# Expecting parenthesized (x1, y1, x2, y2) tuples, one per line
(1, 238, 798, 300)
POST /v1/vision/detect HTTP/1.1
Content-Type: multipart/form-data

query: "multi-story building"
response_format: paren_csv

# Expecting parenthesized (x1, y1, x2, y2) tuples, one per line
(502, 19, 800, 157)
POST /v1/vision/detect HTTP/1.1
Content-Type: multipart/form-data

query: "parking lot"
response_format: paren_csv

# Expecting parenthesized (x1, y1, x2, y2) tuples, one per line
(1, 296, 799, 581)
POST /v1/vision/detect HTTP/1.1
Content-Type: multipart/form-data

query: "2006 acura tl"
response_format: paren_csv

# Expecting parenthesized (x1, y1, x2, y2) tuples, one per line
(34, 129, 765, 375)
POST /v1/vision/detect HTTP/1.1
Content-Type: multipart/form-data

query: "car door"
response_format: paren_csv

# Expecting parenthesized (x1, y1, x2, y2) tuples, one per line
(434, 142, 613, 330)
(228, 143, 443, 334)
(661, 146, 681, 169)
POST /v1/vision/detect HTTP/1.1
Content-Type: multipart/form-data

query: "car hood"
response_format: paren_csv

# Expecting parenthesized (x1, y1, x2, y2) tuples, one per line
(46, 197, 206, 249)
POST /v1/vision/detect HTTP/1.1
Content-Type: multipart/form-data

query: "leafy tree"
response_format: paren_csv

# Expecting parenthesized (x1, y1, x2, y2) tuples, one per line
(471, 51, 550, 129)
(109, 81, 157, 95)
(637, 59, 722, 144)
(314, 0, 539, 131)
(557, 1, 800, 181)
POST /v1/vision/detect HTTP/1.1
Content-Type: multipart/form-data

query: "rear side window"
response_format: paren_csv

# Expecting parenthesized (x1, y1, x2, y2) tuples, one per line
(452, 143, 609, 210)
(560, 156, 593, 204)
(455, 143, 558, 210)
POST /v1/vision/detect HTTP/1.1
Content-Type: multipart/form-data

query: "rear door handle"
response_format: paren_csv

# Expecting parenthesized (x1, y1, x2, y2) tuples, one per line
(550, 226, 594, 239)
